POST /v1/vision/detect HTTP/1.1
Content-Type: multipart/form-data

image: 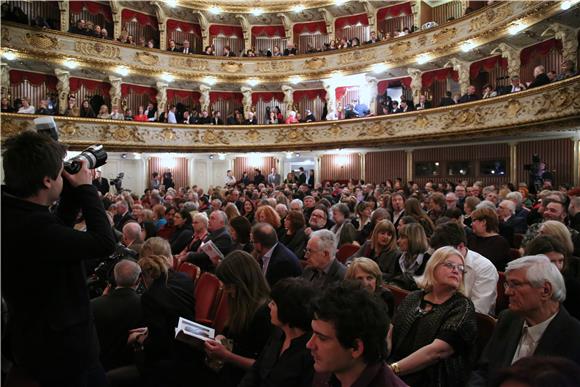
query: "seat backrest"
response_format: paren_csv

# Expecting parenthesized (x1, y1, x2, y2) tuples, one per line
(474, 312, 497, 362)
(177, 262, 201, 285)
(194, 272, 223, 325)
(509, 248, 522, 262)
(495, 271, 509, 315)
(212, 294, 230, 334)
(512, 233, 525, 249)
(336, 244, 359, 264)
(384, 284, 410, 313)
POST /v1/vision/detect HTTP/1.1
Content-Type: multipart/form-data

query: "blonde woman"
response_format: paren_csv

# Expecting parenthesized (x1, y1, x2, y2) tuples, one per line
(346, 257, 394, 319)
(349, 220, 400, 274)
(387, 223, 430, 290)
(97, 104, 111, 119)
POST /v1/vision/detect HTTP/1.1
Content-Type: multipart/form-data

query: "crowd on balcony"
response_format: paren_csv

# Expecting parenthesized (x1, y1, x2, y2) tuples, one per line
(68, 18, 111, 39)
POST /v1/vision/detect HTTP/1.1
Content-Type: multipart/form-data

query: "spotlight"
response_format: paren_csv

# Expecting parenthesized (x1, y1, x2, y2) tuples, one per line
(2, 50, 17, 61)
(121, 153, 128, 159)
(247, 78, 260, 87)
(460, 41, 476, 52)
(289, 75, 302, 85)
(251, 8, 263, 16)
(292, 4, 304, 12)
(209, 154, 214, 160)
(115, 66, 130, 76)
(371, 63, 389, 74)
(416, 54, 431, 65)
(202, 76, 217, 86)
(209, 5, 222, 14)
(160, 72, 175, 82)
(508, 22, 527, 35)
(63, 59, 79, 69)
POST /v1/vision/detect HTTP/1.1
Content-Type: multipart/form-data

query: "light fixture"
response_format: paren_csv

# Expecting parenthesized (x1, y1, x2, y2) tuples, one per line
(2, 50, 16, 61)
(335, 0, 347, 5)
(160, 72, 175, 82)
(289, 75, 302, 85)
(165, 0, 178, 7)
(202, 76, 217, 85)
(218, 153, 226, 160)
(460, 41, 476, 52)
(508, 22, 527, 35)
(63, 59, 79, 69)
(371, 62, 389, 74)
(209, 154, 214, 160)
(251, 8, 263, 16)
(292, 4, 304, 13)
(561, 0, 572, 10)
(115, 65, 130, 76)
(247, 78, 260, 87)
(175, 26, 182, 32)
(416, 54, 431, 65)
(285, 152, 293, 159)
(209, 5, 222, 14)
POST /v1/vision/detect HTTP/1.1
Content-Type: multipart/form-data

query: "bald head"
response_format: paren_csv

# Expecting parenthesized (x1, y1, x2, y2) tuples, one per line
(123, 222, 142, 246)
(114, 259, 141, 288)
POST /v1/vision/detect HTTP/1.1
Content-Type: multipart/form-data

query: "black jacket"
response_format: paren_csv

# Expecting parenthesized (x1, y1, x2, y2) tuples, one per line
(263, 243, 303, 287)
(186, 227, 234, 272)
(528, 73, 551, 89)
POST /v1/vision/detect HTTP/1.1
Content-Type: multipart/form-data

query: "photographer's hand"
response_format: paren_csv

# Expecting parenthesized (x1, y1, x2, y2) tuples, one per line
(62, 159, 93, 187)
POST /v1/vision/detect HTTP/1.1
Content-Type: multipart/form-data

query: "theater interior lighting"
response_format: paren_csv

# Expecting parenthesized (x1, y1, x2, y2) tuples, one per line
(218, 153, 226, 160)
(460, 41, 476, 52)
(2, 50, 17, 60)
(335, 0, 347, 5)
(203, 76, 217, 85)
(63, 59, 79, 69)
(161, 72, 175, 82)
(371, 63, 389, 74)
(251, 8, 263, 16)
(165, 0, 178, 7)
(561, 0, 572, 10)
(285, 152, 293, 159)
(289, 75, 302, 85)
(416, 54, 431, 64)
(508, 22, 527, 35)
(115, 66, 130, 76)
(247, 78, 260, 87)
(292, 4, 304, 13)
(209, 5, 222, 14)
(248, 153, 263, 168)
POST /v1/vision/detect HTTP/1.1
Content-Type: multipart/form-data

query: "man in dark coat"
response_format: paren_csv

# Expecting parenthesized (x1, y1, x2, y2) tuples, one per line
(92, 169, 110, 196)
(527, 65, 551, 89)
(185, 210, 233, 272)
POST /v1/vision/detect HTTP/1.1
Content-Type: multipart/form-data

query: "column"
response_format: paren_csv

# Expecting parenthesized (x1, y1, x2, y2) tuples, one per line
(199, 84, 211, 113)
(108, 76, 122, 109)
(445, 58, 470, 95)
(405, 150, 413, 183)
(364, 76, 378, 115)
(491, 43, 521, 78)
(361, 2, 376, 34)
(509, 142, 517, 185)
(406, 68, 422, 105)
(318, 8, 335, 42)
(1, 63, 10, 100)
(543, 23, 579, 63)
(241, 86, 252, 119)
(359, 152, 366, 182)
(154, 4, 168, 50)
(194, 11, 211, 49)
(277, 14, 293, 46)
(322, 79, 337, 120)
(156, 81, 168, 113)
(187, 156, 196, 187)
(411, 0, 421, 32)
(315, 156, 322, 188)
(58, 1, 69, 32)
(111, 6, 123, 40)
(235, 15, 251, 52)
(573, 137, 580, 187)
(281, 85, 294, 111)
(54, 68, 70, 115)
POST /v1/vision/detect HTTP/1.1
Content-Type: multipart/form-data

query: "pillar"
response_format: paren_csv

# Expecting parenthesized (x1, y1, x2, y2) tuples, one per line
(281, 85, 294, 112)
(406, 68, 422, 105)
(359, 152, 366, 182)
(58, 1, 69, 32)
(405, 150, 413, 182)
(318, 8, 335, 42)
(54, 69, 70, 115)
(235, 14, 251, 51)
(364, 76, 378, 115)
(491, 43, 521, 78)
(509, 142, 517, 185)
(199, 84, 211, 113)
(108, 76, 122, 110)
(1, 63, 10, 100)
(322, 79, 337, 120)
(573, 137, 580, 187)
(241, 86, 252, 118)
(156, 81, 168, 113)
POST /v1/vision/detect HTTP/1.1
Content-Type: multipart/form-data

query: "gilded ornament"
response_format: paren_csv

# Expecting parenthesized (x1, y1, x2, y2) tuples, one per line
(103, 125, 144, 143)
(276, 128, 312, 143)
(328, 123, 344, 137)
(160, 127, 177, 141)
(338, 50, 376, 65)
(256, 61, 292, 72)
(446, 108, 484, 128)
(1, 27, 10, 44)
(417, 35, 427, 47)
(432, 28, 456, 44)
(506, 99, 522, 118)
(75, 41, 121, 59)
(244, 128, 262, 143)
(413, 115, 429, 129)
(134, 52, 160, 66)
(359, 122, 394, 137)
(24, 33, 59, 50)
(202, 129, 229, 144)
(59, 122, 79, 137)
(303, 57, 326, 70)
(169, 57, 209, 71)
(389, 41, 411, 56)
(220, 61, 243, 73)
(1, 118, 28, 138)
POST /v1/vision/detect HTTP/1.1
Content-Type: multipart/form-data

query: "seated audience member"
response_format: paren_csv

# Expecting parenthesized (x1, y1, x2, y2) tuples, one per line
(128, 238, 197, 386)
(329, 203, 358, 248)
(100, 28, 109, 39)
(223, 45, 236, 57)
(283, 42, 297, 56)
(557, 59, 577, 80)
(239, 278, 316, 387)
(366, 31, 380, 44)
(353, 99, 370, 117)
(547, 70, 557, 82)
(492, 356, 580, 387)
(252, 223, 303, 287)
(504, 75, 527, 94)
(387, 223, 430, 290)
(349, 220, 401, 276)
(184, 210, 233, 271)
(167, 39, 178, 52)
(439, 91, 456, 106)
(280, 210, 307, 260)
(255, 204, 282, 234)
(17, 97, 35, 114)
(122, 222, 144, 256)
(133, 105, 148, 122)
(346, 258, 395, 319)
(124, 109, 134, 121)
(537, 220, 580, 278)
(91, 259, 143, 371)
(35, 99, 51, 115)
(110, 106, 125, 120)
(415, 95, 432, 110)
(1, 97, 15, 112)
(302, 229, 346, 288)
(97, 105, 111, 119)
(482, 84, 497, 99)
(459, 85, 481, 103)
(305, 208, 332, 237)
(527, 65, 551, 89)
(404, 197, 435, 237)
(430, 222, 498, 315)
(467, 207, 511, 271)
(389, 246, 477, 387)
(469, 255, 580, 386)
(285, 111, 299, 124)
(245, 111, 258, 125)
(211, 110, 224, 125)
(303, 109, 316, 122)
(498, 199, 528, 235)
(181, 39, 192, 54)
(204, 251, 272, 387)
(169, 209, 193, 255)
(308, 281, 406, 387)
(175, 213, 208, 261)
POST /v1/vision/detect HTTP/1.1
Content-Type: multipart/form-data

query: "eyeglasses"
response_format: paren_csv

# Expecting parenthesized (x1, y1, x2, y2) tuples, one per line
(503, 281, 531, 290)
(440, 262, 466, 274)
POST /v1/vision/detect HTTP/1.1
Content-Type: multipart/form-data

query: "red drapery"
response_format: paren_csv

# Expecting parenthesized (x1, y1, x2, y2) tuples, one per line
(10, 70, 57, 90)
(210, 91, 243, 103)
(209, 24, 243, 38)
(121, 83, 157, 102)
(167, 89, 200, 100)
(377, 2, 412, 20)
(520, 38, 562, 66)
(167, 19, 202, 36)
(69, 77, 111, 93)
(293, 21, 327, 35)
(69, 1, 112, 22)
(335, 86, 359, 101)
(421, 68, 459, 88)
(335, 13, 369, 29)
(377, 77, 412, 95)
(251, 92, 284, 105)
(121, 9, 158, 28)
(293, 89, 326, 101)
(469, 55, 509, 79)
(251, 25, 286, 38)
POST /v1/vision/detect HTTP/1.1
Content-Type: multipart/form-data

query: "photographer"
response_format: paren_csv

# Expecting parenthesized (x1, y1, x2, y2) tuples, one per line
(2, 131, 116, 385)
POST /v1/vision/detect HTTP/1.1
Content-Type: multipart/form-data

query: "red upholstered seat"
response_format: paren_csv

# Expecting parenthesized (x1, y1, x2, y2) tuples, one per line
(336, 243, 360, 264)
(474, 312, 497, 362)
(211, 294, 229, 334)
(384, 284, 410, 314)
(194, 272, 223, 326)
(495, 272, 509, 315)
(177, 262, 201, 286)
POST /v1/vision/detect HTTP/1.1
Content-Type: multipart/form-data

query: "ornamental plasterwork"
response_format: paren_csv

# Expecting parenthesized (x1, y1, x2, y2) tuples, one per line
(0, 118, 29, 138)
(275, 127, 313, 143)
(220, 61, 244, 73)
(1, 27, 10, 44)
(389, 41, 411, 56)
(169, 57, 209, 71)
(243, 128, 262, 143)
(134, 52, 160, 66)
(303, 57, 326, 71)
(432, 28, 456, 45)
(328, 123, 345, 138)
(202, 129, 230, 145)
(256, 61, 292, 72)
(337, 50, 376, 66)
(102, 125, 145, 143)
(24, 33, 59, 50)
(75, 41, 121, 59)
(358, 122, 395, 137)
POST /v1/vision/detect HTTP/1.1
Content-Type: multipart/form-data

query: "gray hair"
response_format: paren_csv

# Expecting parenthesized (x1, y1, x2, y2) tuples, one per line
(122, 222, 143, 242)
(499, 200, 516, 214)
(114, 259, 141, 287)
(311, 229, 337, 259)
(476, 200, 497, 211)
(506, 191, 523, 205)
(506, 255, 566, 302)
(193, 212, 209, 228)
(332, 203, 351, 218)
(290, 199, 303, 209)
(213, 210, 229, 226)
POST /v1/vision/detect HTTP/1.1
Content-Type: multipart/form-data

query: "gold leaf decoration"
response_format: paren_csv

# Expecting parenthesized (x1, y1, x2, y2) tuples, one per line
(338, 50, 376, 65)
(24, 33, 59, 50)
(506, 99, 522, 118)
(276, 128, 312, 143)
(220, 61, 243, 73)
(103, 125, 144, 143)
(432, 27, 456, 44)
(134, 52, 160, 66)
(202, 129, 229, 144)
(256, 61, 292, 72)
(160, 127, 177, 141)
(169, 57, 209, 71)
(0, 118, 28, 138)
(359, 122, 395, 137)
(389, 41, 411, 56)
(303, 57, 326, 70)
(75, 41, 121, 59)
(328, 123, 344, 137)
(244, 129, 262, 143)
(1, 27, 10, 44)
(414, 115, 429, 129)
(59, 122, 79, 137)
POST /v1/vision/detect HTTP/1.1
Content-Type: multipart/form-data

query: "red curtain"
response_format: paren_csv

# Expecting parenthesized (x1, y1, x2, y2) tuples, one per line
(335, 86, 359, 101)
(469, 55, 509, 79)
(251, 25, 285, 38)
(293, 21, 327, 35)
(209, 25, 243, 38)
(335, 13, 369, 29)
(520, 38, 562, 66)
(121, 9, 158, 28)
(210, 91, 243, 103)
(251, 92, 284, 105)
(377, 2, 412, 20)
(167, 19, 201, 36)
(70, 1, 112, 22)
(148, 157, 188, 189)
(422, 68, 459, 88)
(377, 77, 412, 95)
(121, 83, 157, 102)
(69, 78, 111, 93)
(167, 89, 200, 100)
(293, 89, 326, 101)
(10, 70, 57, 90)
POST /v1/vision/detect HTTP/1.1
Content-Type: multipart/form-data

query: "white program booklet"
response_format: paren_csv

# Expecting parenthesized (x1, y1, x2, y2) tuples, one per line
(199, 240, 225, 264)
(175, 317, 215, 349)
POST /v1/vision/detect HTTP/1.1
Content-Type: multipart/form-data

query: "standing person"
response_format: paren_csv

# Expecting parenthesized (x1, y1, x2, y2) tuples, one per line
(92, 169, 110, 196)
(267, 167, 281, 187)
(150, 171, 160, 190)
(2, 131, 116, 385)
(162, 169, 174, 189)
(224, 170, 237, 187)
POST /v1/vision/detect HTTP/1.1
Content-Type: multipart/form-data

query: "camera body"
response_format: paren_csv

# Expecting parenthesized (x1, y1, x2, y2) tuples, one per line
(87, 243, 140, 298)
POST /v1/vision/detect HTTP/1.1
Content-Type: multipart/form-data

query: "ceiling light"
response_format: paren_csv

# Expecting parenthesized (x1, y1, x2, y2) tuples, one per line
(63, 59, 79, 69)
(203, 76, 217, 86)
(292, 4, 304, 12)
(218, 153, 226, 160)
(251, 8, 263, 16)
(335, 0, 347, 5)
(561, 0, 572, 10)
(285, 152, 293, 159)
(2, 50, 16, 61)
(115, 66, 130, 76)
(165, 0, 178, 7)
(371, 63, 389, 73)
(417, 54, 431, 64)
(175, 26, 182, 32)
(247, 78, 260, 87)
(460, 41, 476, 52)
(508, 22, 527, 35)
(209, 5, 222, 14)
(161, 72, 175, 82)
(289, 75, 302, 85)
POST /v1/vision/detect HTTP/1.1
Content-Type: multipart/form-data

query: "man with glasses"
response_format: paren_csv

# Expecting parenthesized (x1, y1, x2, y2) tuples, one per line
(469, 255, 580, 386)
(302, 230, 346, 288)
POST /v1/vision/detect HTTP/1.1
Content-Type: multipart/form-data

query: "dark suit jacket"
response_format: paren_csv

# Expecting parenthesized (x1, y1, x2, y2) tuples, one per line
(527, 73, 551, 89)
(92, 178, 110, 196)
(439, 97, 456, 107)
(181, 48, 192, 54)
(302, 259, 346, 288)
(113, 211, 135, 231)
(459, 93, 481, 103)
(469, 307, 580, 386)
(186, 227, 234, 272)
(91, 287, 143, 370)
(264, 243, 303, 287)
(280, 227, 307, 260)
(503, 215, 528, 234)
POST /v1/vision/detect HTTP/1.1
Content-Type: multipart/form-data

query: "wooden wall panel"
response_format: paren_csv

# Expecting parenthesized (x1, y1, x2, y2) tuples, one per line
(148, 157, 189, 189)
(320, 154, 361, 182)
(233, 156, 276, 182)
(365, 151, 407, 184)
(431, 1, 463, 25)
(516, 138, 573, 187)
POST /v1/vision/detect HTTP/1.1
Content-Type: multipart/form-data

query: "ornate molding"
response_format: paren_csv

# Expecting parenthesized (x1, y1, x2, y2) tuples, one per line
(24, 32, 59, 50)
(134, 51, 160, 66)
(74, 41, 121, 59)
